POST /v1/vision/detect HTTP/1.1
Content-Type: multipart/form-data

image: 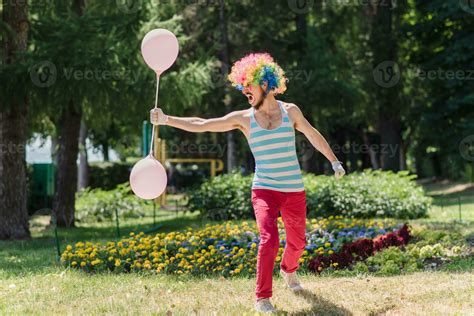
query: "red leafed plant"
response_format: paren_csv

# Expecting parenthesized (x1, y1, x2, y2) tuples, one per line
(308, 223, 412, 274)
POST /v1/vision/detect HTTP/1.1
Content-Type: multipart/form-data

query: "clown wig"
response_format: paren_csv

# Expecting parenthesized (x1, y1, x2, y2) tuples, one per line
(227, 53, 287, 95)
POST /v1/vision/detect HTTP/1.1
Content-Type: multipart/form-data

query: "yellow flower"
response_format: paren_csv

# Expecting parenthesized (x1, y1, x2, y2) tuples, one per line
(328, 250, 334, 254)
(324, 242, 331, 247)
(66, 245, 73, 251)
(71, 261, 77, 266)
(251, 243, 257, 249)
(115, 259, 121, 267)
(80, 262, 86, 267)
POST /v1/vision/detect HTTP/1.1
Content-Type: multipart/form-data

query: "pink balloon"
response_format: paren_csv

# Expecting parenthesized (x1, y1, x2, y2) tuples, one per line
(130, 155, 167, 200)
(141, 29, 179, 75)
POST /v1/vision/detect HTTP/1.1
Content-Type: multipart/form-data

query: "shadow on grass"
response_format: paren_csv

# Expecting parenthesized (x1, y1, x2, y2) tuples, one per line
(430, 187, 474, 207)
(284, 289, 352, 316)
(410, 220, 473, 233)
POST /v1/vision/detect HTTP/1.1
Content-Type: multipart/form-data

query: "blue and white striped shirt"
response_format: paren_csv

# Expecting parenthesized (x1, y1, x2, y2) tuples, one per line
(248, 100, 305, 192)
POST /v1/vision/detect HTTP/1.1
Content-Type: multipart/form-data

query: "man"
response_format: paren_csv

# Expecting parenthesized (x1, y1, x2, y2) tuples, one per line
(150, 52, 345, 313)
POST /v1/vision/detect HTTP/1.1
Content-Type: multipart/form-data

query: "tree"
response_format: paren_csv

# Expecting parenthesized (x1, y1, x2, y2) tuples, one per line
(0, 0, 31, 239)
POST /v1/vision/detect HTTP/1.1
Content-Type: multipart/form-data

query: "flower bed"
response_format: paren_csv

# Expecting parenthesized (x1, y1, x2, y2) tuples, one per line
(308, 223, 412, 274)
(61, 216, 402, 276)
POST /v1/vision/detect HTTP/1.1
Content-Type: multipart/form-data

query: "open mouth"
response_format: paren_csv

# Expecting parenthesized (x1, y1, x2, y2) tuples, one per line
(245, 93, 254, 104)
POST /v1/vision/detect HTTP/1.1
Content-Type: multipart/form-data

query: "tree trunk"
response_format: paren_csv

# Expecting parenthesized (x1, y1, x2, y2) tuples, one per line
(0, 0, 30, 240)
(218, 0, 236, 173)
(51, 134, 59, 165)
(102, 140, 109, 161)
(378, 116, 402, 171)
(370, 0, 403, 172)
(51, 0, 86, 228)
(362, 130, 380, 169)
(52, 100, 82, 227)
(77, 120, 89, 191)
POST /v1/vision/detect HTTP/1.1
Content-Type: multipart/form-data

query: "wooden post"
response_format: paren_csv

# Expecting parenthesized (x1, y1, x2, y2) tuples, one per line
(458, 196, 462, 222)
(153, 125, 161, 208)
(161, 140, 167, 206)
(211, 160, 216, 178)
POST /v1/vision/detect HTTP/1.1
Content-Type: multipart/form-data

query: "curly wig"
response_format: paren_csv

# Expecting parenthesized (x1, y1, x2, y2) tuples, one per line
(227, 52, 287, 95)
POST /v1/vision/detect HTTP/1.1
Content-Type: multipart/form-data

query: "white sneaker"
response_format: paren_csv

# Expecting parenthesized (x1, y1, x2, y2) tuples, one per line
(280, 269, 304, 292)
(255, 298, 276, 313)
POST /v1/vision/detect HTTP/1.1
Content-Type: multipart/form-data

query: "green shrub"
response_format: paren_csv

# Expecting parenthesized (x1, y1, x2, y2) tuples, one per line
(361, 242, 461, 275)
(89, 162, 132, 190)
(304, 169, 431, 219)
(76, 183, 147, 222)
(186, 171, 253, 220)
(186, 169, 431, 220)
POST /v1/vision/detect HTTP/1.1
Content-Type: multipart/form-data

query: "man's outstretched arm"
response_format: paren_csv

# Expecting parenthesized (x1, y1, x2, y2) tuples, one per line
(288, 103, 346, 178)
(150, 108, 242, 133)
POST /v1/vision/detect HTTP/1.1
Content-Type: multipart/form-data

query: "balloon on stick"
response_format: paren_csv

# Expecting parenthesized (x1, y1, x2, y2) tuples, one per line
(129, 29, 179, 200)
(140, 28, 179, 76)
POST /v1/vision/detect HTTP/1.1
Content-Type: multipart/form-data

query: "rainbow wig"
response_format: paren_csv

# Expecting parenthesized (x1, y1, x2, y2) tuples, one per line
(227, 53, 287, 95)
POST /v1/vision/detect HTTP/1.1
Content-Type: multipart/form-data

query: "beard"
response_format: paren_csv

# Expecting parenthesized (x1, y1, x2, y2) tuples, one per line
(254, 93, 266, 110)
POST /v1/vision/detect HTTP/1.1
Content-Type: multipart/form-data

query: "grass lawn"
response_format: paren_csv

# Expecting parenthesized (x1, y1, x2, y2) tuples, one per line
(1, 181, 473, 315)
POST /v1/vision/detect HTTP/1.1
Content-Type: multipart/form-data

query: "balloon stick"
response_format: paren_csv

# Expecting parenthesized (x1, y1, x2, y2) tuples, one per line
(150, 73, 160, 157)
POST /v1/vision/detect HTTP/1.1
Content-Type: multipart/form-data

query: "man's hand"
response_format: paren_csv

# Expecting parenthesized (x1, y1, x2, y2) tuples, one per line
(150, 108, 168, 125)
(331, 161, 346, 179)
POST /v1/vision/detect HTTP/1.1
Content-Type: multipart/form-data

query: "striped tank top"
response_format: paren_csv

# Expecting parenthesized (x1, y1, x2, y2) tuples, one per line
(248, 100, 305, 192)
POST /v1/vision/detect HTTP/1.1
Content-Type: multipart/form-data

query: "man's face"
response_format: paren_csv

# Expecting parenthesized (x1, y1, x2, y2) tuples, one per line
(242, 83, 269, 109)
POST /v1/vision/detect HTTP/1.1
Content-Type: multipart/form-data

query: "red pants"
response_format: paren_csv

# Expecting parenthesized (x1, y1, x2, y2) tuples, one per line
(251, 188, 307, 300)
